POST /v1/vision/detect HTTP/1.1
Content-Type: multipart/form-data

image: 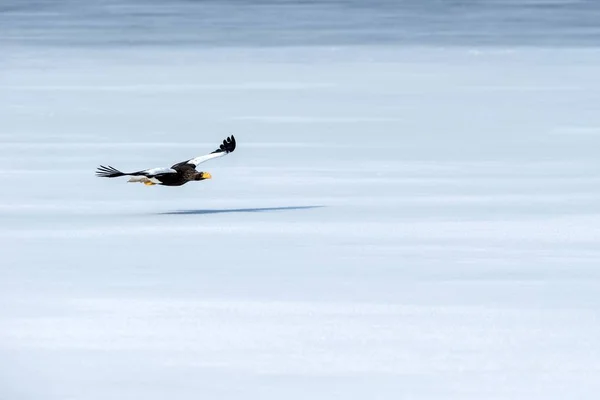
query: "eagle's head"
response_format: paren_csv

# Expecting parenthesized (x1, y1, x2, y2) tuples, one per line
(195, 171, 212, 181)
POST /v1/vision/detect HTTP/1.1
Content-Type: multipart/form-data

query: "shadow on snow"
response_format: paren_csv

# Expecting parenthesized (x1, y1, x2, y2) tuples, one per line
(161, 205, 323, 215)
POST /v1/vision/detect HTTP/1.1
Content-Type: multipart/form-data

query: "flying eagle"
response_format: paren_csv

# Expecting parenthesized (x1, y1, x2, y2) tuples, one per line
(96, 135, 236, 186)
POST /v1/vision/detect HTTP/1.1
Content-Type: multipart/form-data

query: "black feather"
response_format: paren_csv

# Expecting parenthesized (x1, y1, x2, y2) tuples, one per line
(96, 165, 126, 178)
(212, 135, 236, 154)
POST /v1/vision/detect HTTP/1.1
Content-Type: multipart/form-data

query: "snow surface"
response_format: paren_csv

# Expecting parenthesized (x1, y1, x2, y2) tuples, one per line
(2, 43, 600, 399)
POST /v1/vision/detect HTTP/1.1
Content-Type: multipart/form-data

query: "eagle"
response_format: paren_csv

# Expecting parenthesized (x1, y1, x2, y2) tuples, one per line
(96, 135, 236, 186)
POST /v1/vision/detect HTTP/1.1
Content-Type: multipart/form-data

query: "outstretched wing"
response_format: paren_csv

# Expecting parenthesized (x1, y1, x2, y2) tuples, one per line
(96, 165, 176, 178)
(172, 135, 236, 169)
(140, 167, 178, 176)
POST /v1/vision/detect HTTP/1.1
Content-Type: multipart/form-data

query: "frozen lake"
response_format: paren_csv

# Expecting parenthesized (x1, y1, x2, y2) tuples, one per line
(2, 1, 600, 399)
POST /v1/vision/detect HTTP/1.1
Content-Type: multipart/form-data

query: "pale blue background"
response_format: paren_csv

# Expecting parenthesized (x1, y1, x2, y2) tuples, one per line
(2, 1, 600, 399)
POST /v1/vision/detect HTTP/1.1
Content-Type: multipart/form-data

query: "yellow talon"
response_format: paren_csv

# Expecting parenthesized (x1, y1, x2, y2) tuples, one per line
(144, 181, 156, 186)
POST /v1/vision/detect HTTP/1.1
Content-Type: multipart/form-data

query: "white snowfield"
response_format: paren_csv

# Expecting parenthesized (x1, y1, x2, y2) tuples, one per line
(1, 46, 600, 399)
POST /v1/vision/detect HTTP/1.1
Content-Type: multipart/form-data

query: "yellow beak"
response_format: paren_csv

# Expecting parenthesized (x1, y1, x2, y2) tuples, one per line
(202, 172, 212, 179)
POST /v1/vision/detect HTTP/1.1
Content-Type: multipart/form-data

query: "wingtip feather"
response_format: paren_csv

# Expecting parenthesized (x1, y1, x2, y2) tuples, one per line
(96, 165, 125, 178)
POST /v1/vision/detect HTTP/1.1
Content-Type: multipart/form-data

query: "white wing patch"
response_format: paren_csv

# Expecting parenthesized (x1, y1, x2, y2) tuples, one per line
(143, 167, 177, 176)
(186, 151, 227, 167)
(179, 135, 236, 168)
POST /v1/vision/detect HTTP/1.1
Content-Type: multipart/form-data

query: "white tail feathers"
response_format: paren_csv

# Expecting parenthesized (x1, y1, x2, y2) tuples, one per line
(128, 176, 160, 184)
(128, 176, 148, 183)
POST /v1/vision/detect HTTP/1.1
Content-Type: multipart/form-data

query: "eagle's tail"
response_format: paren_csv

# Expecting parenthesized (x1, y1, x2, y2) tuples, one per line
(96, 165, 127, 178)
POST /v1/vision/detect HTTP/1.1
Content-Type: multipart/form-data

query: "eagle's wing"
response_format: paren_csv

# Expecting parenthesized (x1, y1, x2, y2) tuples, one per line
(141, 167, 178, 176)
(96, 165, 177, 178)
(97, 135, 236, 178)
(172, 135, 236, 169)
